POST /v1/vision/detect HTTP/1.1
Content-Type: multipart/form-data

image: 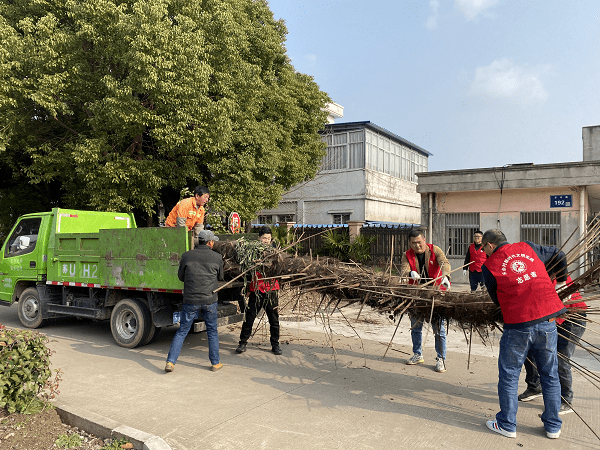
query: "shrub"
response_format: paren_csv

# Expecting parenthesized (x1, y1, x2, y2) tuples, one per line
(0, 325, 62, 414)
(321, 230, 376, 263)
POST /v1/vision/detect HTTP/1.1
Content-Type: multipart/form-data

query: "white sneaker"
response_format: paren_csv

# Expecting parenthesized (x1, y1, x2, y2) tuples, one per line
(486, 420, 516, 438)
(435, 357, 446, 373)
(547, 429, 561, 439)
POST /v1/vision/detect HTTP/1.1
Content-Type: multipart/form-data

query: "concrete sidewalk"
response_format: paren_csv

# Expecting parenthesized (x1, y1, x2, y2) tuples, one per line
(1, 302, 599, 450)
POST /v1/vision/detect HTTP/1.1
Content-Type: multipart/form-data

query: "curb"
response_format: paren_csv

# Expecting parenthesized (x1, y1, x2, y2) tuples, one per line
(54, 402, 171, 450)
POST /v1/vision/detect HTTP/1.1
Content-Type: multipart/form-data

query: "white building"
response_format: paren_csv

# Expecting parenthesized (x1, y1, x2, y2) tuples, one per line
(256, 121, 431, 226)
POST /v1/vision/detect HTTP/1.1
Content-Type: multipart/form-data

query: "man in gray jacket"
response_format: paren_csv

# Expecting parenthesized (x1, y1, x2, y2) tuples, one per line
(165, 230, 224, 372)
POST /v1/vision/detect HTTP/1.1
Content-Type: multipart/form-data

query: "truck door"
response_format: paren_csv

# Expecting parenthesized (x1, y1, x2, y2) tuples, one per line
(0, 217, 42, 302)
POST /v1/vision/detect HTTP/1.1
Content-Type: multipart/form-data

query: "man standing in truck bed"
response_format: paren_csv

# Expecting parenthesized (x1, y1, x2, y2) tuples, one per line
(165, 230, 224, 372)
(165, 186, 210, 246)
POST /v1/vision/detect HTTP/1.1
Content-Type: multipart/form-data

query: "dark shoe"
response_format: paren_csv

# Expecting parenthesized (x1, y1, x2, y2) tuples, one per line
(518, 388, 543, 402)
(272, 345, 282, 355)
(559, 403, 573, 415)
(235, 343, 247, 354)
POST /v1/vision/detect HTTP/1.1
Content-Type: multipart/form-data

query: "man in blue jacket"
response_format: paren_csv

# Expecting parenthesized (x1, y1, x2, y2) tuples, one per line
(481, 229, 567, 440)
(165, 230, 224, 372)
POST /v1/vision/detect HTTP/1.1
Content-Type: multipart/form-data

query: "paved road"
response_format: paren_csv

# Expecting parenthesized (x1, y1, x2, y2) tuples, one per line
(0, 299, 598, 450)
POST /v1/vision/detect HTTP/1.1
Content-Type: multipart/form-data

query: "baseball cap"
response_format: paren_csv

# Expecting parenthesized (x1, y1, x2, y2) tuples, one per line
(198, 230, 219, 242)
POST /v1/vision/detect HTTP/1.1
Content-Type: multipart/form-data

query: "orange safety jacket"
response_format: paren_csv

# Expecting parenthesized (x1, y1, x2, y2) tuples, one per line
(165, 197, 205, 231)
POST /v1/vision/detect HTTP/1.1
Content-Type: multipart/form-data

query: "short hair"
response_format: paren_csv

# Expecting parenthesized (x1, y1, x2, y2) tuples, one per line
(258, 225, 272, 237)
(482, 229, 507, 246)
(408, 229, 425, 240)
(474, 230, 483, 236)
(194, 186, 210, 197)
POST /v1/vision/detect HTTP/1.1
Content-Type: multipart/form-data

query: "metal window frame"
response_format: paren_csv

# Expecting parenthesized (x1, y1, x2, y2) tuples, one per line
(520, 211, 561, 246)
(444, 213, 480, 257)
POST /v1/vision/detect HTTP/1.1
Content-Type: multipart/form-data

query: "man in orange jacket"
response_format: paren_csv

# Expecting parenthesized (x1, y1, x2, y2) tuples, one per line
(165, 186, 210, 246)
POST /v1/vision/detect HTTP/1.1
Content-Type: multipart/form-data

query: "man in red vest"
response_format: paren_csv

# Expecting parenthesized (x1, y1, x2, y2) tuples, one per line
(481, 229, 567, 439)
(400, 229, 451, 373)
(235, 226, 282, 356)
(519, 275, 587, 415)
(463, 230, 487, 291)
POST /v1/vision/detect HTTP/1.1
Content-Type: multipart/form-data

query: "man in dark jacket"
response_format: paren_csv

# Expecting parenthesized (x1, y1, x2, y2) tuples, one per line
(481, 229, 567, 440)
(165, 230, 224, 372)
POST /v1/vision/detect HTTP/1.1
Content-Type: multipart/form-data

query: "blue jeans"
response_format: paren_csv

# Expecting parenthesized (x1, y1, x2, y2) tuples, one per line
(410, 315, 446, 360)
(167, 302, 220, 366)
(524, 314, 586, 404)
(469, 271, 484, 291)
(497, 320, 561, 433)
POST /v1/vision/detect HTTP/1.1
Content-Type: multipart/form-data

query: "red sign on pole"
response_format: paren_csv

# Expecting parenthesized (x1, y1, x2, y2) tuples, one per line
(229, 212, 241, 233)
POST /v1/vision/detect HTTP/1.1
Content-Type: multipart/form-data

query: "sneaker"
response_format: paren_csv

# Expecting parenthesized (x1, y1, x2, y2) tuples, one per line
(547, 429, 561, 439)
(165, 362, 174, 373)
(486, 420, 516, 438)
(272, 345, 282, 355)
(435, 357, 446, 373)
(211, 363, 223, 372)
(406, 354, 424, 365)
(518, 387, 543, 402)
(559, 403, 573, 415)
(235, 343, 247, 354)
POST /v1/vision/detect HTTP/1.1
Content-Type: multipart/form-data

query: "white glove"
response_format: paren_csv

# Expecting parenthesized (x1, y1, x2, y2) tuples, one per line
(463, 270, 468, 277)
(409, 271, 421, 280)
(555, 281, 571, 301)
(441, 276, 451, 290)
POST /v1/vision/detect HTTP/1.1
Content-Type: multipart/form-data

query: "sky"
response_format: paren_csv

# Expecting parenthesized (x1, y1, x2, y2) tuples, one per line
(267, 0, 600, 172)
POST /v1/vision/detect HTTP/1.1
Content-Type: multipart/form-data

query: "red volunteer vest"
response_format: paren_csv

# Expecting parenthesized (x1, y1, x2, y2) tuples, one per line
(405, 244, 445, 289)
(249, 272, 280, 293)
(468, 243, 487, 272)
(483, 242, 565, 325)
(553, 276, 587, 325)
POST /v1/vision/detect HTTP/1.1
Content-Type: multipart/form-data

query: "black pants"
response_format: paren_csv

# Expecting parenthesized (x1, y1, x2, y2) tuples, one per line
(469, 271, 484, 291)
(524, 314, 586, 404)
(239, 291, 280, 347)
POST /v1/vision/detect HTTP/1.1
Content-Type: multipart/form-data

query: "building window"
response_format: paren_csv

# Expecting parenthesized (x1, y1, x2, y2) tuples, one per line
(364, 130, 427, 182)
(322, 130, 365, 171)
(445, 213, 480, 257)
(332, 213, 351, 225)
(258, 215, 273, 224)
(520, 212, 561, 246)
(278, 214, 295, 223)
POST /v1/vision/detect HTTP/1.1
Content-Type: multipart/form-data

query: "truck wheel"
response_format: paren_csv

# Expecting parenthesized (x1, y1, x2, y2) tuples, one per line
(18, 287, 46, 329)
(142, 325, 161, 346)
(110, 299, 151, 348)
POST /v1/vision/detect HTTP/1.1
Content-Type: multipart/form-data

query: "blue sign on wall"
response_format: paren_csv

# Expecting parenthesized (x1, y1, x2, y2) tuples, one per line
(550, 195, 572, 208)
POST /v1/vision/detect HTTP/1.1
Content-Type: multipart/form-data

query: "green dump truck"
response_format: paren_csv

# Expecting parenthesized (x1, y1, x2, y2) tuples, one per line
(0, 208, 243, 348)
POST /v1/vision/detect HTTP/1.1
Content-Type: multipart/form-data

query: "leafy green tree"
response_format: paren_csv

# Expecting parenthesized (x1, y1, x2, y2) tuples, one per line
(0, 0, 330, 235)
